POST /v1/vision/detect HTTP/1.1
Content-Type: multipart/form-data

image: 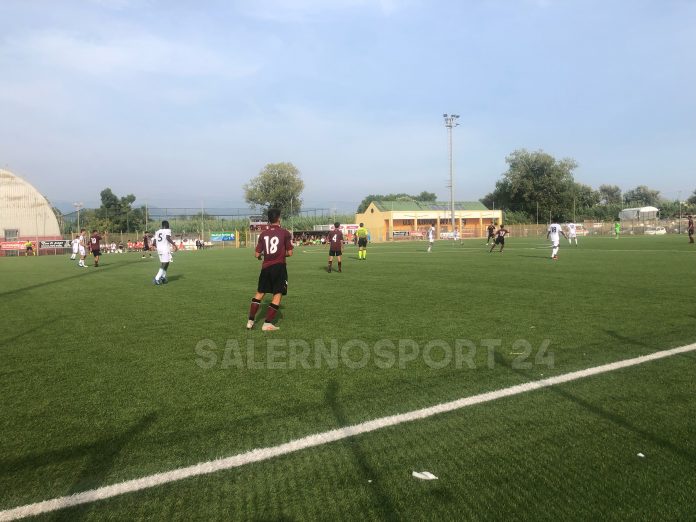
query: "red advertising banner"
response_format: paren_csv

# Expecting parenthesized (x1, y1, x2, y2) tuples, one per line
(1, 241, 26, 250)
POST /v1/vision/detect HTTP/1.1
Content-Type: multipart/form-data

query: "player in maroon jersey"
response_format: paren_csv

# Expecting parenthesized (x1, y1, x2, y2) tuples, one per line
(89, 229, 103, 267)
(142, 231, 153, 258)
(688, 215, 694, 244)
(327, 222, 344, 273)
(489, 224, 510, 253)
(247, 208, 294, 331)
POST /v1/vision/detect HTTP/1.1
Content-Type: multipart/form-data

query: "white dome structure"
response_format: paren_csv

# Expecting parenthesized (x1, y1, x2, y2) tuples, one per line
(0, 169, 61, 241)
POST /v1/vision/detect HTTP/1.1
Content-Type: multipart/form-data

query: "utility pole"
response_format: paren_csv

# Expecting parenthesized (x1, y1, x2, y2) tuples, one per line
(443, 113, 460, 235)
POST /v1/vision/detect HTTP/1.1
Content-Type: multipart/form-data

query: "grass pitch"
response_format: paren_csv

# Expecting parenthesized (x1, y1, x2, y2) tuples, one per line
(1, 236, 695, 520)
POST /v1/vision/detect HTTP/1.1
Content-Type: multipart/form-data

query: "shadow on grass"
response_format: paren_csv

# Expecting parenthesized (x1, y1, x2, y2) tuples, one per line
(492, 351, 696, 464)
(0, 259, 143, 298)
(0, 412, 158, 521)
(604, 329, 652, 349)
(0, 316, 65, 349)
(164, 274, 184, 282)
(325, 380, 399, 522)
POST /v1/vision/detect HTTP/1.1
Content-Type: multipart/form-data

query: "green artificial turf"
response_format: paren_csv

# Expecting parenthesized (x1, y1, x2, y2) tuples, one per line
(1, 236, 694, 520)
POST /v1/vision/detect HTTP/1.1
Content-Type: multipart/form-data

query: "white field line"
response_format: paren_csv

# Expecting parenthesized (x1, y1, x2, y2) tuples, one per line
(2, 343, 695, 521)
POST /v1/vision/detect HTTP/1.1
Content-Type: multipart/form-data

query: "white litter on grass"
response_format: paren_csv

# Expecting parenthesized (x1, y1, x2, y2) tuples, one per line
(412, 471, 438, 480)
(637, 453, 645, 458)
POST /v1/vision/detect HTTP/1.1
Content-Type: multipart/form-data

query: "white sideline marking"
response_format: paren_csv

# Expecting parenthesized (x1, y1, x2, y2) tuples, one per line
(2, 343, 695, 521)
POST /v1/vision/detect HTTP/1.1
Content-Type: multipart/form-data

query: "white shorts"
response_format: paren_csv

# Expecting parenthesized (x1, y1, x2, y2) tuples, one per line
(569, 233, 577, 238)
(158, 251, 172, 263)
(72, 245, 79, 254)
(78, 246, 86, 256)
(551, 241, 559, 248)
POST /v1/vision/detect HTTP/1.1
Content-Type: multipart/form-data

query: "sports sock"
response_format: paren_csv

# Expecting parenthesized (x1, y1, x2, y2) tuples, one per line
(155, 268, 164, 280)
(265, 303, 280, 323)
(328, 260, 333, 270)
(249, 298, 261, 320)
(338, 261, 341, 270)
(552, 246, 559, 257)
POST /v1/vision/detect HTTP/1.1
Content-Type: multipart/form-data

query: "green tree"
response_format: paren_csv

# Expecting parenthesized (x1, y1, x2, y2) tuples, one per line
(598, 184, 622, 205)
(244, 162, 304, 216)
(480, 149, 578, 221)
(356, 190, 437, 213)
(687, 189, 696, 205)
(623, 185, 661, 207)
(96, 188, 145, 232)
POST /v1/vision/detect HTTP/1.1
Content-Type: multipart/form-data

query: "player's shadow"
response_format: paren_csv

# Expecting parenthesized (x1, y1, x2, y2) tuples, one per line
(165, 274, 184, 281)
(491, 351, 696, 464)
(1, 412, 157, 521)
(0, 315, 64, 350)
(325, 379, 399, 522)
(516, 254, 549, 259)
(603, 329, 652, 349)
(0, 259, 143, 298)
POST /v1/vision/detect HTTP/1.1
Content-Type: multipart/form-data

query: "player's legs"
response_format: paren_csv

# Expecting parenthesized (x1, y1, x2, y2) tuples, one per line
(551, 242, 559, 259)
(154, 261, 170, 283)
(337, 254, 342, 272)
(261, 293, 282, 331)
(328, 254, 333, 272)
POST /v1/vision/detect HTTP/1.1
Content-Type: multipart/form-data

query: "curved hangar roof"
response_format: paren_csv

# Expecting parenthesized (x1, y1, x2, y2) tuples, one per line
(0, 169, 61, 238)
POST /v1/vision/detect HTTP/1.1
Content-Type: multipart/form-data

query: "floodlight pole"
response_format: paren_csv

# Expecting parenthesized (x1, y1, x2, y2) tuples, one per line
(443, 114, 459, 234)
(678, 190, 682, 234)
(73, 202, 83, 232)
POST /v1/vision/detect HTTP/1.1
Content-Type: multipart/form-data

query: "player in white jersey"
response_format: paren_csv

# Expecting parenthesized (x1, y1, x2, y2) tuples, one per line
(70, 237, 79, 260)
(547, 222, 567, 260)
(566, 223, 578, 246)
(427, 226, 435, 253)
(153, 220, 178, 285)
(77, 229, 88, 267)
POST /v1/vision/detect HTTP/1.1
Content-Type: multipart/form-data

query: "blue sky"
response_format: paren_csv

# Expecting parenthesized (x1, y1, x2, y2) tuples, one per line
(1, 0, 694, 213)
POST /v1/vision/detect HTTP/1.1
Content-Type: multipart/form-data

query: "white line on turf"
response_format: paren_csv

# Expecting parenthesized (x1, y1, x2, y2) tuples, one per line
(2, 343, 695, 521)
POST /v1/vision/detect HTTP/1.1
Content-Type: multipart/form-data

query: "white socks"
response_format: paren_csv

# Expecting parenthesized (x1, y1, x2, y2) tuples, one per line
(155, 268, 166, 280)
(552, 246, 559, 257)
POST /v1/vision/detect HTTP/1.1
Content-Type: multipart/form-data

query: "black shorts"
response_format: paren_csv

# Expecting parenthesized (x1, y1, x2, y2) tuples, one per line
(358, 238, 367, 247)
(92, 250, 101, 256)
(143, 245, 150, 251)
(258, 263, 288, 295)
(488, 233, 495, 239)
(329, 249, 342, 257)
(495, 237, 504, 245)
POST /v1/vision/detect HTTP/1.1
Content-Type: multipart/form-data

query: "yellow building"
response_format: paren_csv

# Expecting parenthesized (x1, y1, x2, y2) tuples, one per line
(355, 200, 502, 241)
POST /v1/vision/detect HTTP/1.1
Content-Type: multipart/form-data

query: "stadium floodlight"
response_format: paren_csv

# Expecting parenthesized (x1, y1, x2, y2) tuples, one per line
(443, 114, 460, 235)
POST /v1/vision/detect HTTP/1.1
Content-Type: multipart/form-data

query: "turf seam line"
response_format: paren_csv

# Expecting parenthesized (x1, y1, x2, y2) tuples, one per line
(1, 342, 695, 521)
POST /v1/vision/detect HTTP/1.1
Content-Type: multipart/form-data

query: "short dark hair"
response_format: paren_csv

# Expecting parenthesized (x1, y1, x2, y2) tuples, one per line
(92, 229, 98, 233)
(267, 208, 281, 224)
(162, 220, 170, 228)
(334, 222, 340, 228)
(359, 223, 364, 227)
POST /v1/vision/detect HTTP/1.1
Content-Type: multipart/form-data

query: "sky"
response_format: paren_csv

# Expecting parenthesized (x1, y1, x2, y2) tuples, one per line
(1, 0, 694, 213)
